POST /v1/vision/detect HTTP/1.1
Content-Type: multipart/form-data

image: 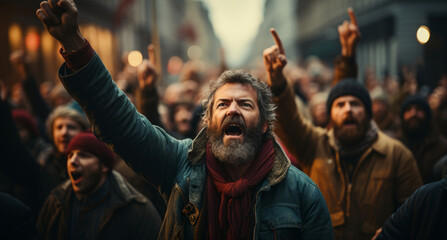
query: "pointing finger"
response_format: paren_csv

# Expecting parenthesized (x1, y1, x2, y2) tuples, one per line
(270, 28, 285, 55)
(348, 7, 357, 26)
(147, 44, 155, 65)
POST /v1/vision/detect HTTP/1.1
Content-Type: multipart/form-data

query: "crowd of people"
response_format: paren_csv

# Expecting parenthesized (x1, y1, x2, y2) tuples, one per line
(0, 0, 446, 239)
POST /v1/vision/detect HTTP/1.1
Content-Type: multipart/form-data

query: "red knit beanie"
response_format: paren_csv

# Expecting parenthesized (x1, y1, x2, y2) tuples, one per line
(66, 132, 115, 169)
(12, 109, 39, 138)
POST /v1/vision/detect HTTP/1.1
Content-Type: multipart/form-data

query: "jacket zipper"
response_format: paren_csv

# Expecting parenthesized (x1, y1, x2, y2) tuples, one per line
(347, 148, 372, 218)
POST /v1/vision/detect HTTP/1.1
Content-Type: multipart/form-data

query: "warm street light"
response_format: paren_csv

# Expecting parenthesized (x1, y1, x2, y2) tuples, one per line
(128, 50, 143, 67)
(417, 25, 430, 44)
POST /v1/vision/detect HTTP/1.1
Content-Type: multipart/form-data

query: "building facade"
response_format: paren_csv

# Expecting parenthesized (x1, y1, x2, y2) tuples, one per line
(296, 0, 447, 89)
(1, 0, 220, 87)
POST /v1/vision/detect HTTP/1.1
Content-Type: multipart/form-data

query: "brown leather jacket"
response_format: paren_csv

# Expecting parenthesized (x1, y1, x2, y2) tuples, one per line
(272, 84, 422, 240)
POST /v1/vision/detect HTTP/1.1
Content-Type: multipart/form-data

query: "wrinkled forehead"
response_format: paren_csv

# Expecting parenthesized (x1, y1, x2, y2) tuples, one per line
(213, 82, 258, 103)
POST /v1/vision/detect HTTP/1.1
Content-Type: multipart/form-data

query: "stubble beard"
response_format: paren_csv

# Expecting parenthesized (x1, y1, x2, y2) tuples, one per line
(207, 116, 264, 167)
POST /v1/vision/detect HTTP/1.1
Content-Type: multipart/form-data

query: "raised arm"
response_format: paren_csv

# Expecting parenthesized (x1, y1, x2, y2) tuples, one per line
(264, 29, 324, 172)
(36, 0, 190, 195)
(333, 8, 361, 85)
(136, 44, 164, 127)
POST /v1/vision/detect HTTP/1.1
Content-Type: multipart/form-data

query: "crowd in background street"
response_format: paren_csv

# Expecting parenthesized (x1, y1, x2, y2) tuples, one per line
(0, 1, 447, 239)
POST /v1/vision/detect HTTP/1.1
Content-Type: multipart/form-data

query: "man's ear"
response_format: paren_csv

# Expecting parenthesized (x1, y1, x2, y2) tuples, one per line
(262, 121, 268, 134)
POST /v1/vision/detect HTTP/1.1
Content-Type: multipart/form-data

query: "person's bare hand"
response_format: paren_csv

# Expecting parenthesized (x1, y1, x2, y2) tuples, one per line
(137, 44, 159, 90)
(263, 28, 287, 88)
(36, 0, 85, 52)
(10, 50, 31, 80)
(338, 8, 361, 57)
(371, 228, 382, 240)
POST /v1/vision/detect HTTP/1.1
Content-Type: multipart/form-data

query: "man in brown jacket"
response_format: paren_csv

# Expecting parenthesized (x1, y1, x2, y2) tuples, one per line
(263, 9, 422, 240)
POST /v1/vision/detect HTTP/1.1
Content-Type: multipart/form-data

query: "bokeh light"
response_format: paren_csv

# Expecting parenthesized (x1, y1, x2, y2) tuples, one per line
(128, 50, 143, 67)
(167, 56, 183, 75)
(25, 29, 40, 51)
(9, 24, 22, 50)
(187, 45, 203, 60)
(416, 25, 430, 44)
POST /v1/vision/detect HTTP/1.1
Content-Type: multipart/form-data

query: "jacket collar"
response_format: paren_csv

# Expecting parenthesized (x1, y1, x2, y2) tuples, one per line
(187, 128, 290, 187)
(369, 131, 388, 156)
(109, 171, 147, 204)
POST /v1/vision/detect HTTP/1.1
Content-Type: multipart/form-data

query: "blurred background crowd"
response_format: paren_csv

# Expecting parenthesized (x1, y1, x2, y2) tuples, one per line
(1, 0, 447, 238)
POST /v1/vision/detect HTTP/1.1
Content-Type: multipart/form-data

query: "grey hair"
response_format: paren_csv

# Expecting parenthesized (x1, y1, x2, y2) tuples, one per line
(46, 106, 90, 140)
(201, 70, 276, 132)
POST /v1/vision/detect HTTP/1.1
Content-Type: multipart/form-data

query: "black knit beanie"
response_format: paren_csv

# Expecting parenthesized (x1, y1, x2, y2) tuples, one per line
(326, 79, 372, 118)
(400, 94, 432, 121)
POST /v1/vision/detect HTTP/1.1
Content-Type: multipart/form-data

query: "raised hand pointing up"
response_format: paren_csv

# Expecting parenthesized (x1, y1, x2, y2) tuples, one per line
(138, 44, 160, 90)
(263, 28, 287, 89)
(338, 8, 361, 57)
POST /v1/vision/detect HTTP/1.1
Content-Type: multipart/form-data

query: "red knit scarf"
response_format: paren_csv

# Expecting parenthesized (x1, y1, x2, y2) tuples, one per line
(206, 139, 275, 240)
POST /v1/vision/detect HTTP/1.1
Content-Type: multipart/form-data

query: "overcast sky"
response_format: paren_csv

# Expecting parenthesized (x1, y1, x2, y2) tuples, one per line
(201, 0, 266, 67)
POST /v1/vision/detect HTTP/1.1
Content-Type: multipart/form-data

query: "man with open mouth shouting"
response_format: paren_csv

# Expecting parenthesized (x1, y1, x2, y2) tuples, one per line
(36, 0, 333, 239)
(37, 132, 161, 239)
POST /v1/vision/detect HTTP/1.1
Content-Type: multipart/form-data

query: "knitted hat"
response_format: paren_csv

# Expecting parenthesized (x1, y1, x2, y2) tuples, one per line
(66, 132, 115, 169)
(12, 109, 39, 138)
(400, 94, 432, 120)
(326, 79, 372, 118)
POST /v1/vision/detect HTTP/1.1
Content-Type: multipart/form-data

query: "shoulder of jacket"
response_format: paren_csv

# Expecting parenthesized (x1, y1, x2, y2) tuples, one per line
(111, 171, 148, 204)
(372, 130, 412, 157)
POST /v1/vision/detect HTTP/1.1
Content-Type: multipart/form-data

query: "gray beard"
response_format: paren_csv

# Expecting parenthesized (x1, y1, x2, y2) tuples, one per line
(207, 118, 264, 167)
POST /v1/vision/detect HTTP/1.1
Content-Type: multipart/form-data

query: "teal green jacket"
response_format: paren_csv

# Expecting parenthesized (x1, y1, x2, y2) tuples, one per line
(59, 54, 334, 240)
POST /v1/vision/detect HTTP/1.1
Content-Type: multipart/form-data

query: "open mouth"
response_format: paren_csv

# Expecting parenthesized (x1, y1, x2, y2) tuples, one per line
(70, 171, 83, 184)
(60, 139, 70, 146)
(343, 119, 357, 126)
(224, 124, 243, 136)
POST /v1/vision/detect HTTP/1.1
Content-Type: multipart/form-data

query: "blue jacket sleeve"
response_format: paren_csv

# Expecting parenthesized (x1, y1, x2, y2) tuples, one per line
(58, 54, 191, 196)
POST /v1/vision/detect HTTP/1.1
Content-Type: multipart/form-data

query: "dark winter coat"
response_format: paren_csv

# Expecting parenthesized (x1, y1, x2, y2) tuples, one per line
(377, 176, 447, 240)
(37, 171, 161, 240)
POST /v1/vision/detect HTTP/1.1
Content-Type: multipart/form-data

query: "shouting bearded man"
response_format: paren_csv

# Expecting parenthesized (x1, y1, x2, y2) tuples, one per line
(36, 0, 333, 239)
